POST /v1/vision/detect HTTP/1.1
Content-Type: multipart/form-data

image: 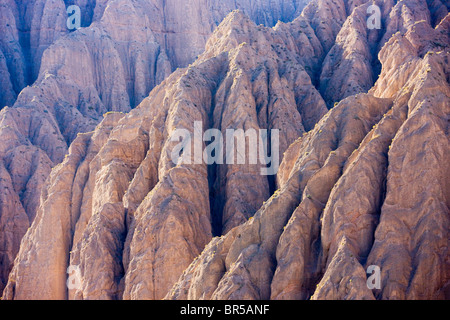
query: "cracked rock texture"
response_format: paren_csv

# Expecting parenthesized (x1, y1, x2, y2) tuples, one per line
(2, 0, 450, 300)
(3, 8, 328, 299)
(0, 0, 310, 293)
(168, 8, 450, 300)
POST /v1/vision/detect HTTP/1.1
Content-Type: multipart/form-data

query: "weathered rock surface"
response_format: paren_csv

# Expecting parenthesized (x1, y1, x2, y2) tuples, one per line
(167, 7, 450, 300)
(3, 8, 329, 299)
(0, 0, 312, 294)
(2, 0, 450, 300)
(0, 0, 310, 110)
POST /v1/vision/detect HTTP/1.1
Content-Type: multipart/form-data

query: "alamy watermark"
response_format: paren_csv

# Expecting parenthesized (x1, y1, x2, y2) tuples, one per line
(67, 5, 81, 30)
(67, 265, 82, 290)
(170, 122, 280, 176)
(366, 265, 381, 290)
(367, 4, 381, 30)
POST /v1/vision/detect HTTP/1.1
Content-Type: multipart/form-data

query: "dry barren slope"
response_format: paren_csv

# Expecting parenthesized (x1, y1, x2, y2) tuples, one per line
(2, 0, 450, 300)
(168, 10, 450, 300)
(0, 0, 310, 293)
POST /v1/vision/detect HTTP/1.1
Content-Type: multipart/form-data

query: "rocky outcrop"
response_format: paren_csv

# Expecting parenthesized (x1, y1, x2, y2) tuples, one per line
(2, 0, 449, 300)
(167, 92, 395, 300)
(3, 9, 329, 299)
(0, 0, 312, 294)
(0, 0, 310, 110)
(318, 0, 388, 107)
(167, 9, 450, 300)
(0, 0, 67, 108)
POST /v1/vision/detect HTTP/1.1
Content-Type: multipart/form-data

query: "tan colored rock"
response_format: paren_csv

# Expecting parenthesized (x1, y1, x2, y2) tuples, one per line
(363, 15, 450, 300)
(311, 237, 376, 300)
(168, 5, 449, 301)
(0, 0, 313, 294)
(0, 161, 29, 291)
(3, 112, 124, 300)
(3, 0, 449, 301)
(319, 2, 382, 107)
(166, 92, 395, 300)
(3, 9, 328, 299)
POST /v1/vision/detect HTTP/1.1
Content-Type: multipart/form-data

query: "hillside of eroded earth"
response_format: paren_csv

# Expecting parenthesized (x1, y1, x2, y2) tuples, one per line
(1, 0, 449, 300)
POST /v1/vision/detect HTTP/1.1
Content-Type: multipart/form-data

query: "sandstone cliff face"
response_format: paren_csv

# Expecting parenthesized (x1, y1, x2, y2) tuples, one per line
(3, 8, 329, 299)
(0, 0, 310, 110)
(2, 0, 450, 300)
(0, 0, 67, 108)
(167, 8, 450, 300)
(0, 0, 310, 293)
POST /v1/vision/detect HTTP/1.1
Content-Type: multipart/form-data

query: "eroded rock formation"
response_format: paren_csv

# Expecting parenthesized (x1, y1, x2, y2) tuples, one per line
(0, 0, 310, 293)
(3, 7, 329, 299)
(168, 8, 450, 300)
(2, 0, 449, 300)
